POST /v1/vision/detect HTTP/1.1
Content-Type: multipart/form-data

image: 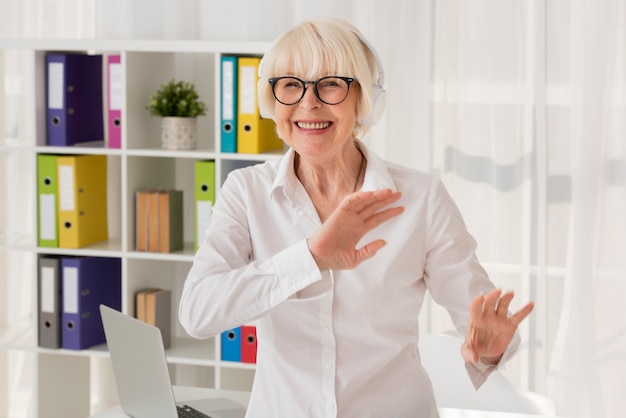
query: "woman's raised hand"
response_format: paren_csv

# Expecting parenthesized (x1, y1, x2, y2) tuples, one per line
(307, 189, 404, 271)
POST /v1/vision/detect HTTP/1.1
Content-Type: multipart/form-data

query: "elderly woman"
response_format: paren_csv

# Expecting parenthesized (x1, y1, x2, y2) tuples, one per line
(179, 17, 534, 417)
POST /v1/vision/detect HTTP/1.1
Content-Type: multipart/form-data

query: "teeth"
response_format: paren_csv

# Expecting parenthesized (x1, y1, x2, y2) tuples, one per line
(297, 121, 330, 130)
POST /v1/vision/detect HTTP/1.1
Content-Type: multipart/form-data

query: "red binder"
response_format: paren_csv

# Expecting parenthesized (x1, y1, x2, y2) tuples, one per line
(241, 325, 257, 364)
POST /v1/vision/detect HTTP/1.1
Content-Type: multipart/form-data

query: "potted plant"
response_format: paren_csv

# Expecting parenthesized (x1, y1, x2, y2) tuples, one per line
(146, 79, 208, 150)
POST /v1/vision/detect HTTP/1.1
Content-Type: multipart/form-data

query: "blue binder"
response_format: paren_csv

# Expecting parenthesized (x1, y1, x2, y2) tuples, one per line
(61, 256, 121, 350)
(221, 327, 242, 361)
(46, 53, 104, 146)
(220, 55, 238, 153)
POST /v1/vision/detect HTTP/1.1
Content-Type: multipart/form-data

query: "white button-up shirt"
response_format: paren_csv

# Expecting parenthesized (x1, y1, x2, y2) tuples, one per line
(179, 141, 519, 417)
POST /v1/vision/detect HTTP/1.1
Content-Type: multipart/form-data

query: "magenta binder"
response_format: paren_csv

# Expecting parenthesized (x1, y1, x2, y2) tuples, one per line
(61, 256, 121, 350)
(46, 53, 104, 147)
(107, 54, 122, 148)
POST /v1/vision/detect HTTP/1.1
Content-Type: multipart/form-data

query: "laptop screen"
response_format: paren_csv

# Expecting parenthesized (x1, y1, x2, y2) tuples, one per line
(100, 304, 181, 418)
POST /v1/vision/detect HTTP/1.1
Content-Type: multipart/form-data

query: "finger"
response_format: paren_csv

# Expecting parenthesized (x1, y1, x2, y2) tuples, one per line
(496, 291, 515, 315)
(343, 189, 400, 218)
(509, 301, 535, 326)
(363, 205, 404, 230)
(356, 239, 387, 262)
(483, 288, 502, 313)
(358, 190, 402, 216)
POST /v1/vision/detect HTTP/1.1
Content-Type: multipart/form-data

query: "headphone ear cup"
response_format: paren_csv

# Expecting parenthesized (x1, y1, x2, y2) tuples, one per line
(360, 83, 387, 126)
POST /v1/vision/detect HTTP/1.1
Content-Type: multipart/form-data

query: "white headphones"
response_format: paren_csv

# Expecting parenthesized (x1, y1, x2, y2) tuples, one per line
(258, 26, 386, 125)
(356, 32, 387, 125)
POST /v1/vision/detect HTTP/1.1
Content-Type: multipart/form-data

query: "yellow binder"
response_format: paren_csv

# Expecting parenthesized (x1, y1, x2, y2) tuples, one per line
(57, 154, 108, 248)
(237, 56, 283, 154)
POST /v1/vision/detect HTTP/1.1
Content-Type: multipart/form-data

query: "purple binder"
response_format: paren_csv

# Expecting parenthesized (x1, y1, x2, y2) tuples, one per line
(46, 53, 104, 146)
(61, 256, 121, 350)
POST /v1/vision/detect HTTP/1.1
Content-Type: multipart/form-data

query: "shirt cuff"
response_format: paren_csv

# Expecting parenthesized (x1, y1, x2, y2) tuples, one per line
(270, 238, 322, 297)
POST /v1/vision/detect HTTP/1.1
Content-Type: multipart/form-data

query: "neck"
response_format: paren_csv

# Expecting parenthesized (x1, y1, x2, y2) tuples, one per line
(295, 142, 366, 197)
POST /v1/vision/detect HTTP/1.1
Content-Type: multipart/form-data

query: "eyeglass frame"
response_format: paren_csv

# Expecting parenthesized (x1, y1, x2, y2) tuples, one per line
(268, 76, 356, 106)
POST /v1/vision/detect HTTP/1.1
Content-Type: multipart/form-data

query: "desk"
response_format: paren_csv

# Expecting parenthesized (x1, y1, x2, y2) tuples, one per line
(89, 386, 561, 418)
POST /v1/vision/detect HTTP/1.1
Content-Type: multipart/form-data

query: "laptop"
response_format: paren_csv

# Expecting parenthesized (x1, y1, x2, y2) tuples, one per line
(100, 304, 248, 418)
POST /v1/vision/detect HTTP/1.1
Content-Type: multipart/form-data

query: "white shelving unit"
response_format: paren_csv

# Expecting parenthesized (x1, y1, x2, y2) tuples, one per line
(0, 39, 282, 418)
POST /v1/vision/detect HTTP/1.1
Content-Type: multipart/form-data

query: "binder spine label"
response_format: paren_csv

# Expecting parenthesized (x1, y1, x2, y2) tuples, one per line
(222, 60, 234, 120)
(48, 62, 64, 110)
(58, 165, 75, 211)
(39, 194, 56, 240)
(63, 266, 79, 314)
(40, 266, 56, 313)
(240, 65, 256, 114)
(196, 200, 212, 246)
(108, 63, 123, 111)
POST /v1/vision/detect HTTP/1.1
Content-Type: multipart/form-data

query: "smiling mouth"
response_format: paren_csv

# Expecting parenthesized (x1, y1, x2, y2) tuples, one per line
(296, 121, 331, 130)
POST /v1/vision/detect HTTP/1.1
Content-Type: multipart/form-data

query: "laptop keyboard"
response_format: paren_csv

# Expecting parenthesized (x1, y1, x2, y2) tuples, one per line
(177, 404, 212, 418)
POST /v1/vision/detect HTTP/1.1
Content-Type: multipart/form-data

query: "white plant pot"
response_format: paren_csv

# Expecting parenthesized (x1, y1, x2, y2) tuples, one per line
(161, 116, 197, 150)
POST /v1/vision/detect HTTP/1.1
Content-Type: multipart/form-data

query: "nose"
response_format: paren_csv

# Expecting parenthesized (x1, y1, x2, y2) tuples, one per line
(299, 84, 321, 108)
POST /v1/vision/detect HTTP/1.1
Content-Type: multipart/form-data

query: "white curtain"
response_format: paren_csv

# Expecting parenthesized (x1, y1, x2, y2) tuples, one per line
(1, 1, 625, 417)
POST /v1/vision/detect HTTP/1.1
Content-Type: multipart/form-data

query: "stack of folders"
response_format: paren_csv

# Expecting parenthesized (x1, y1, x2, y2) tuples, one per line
(45, 52, 122, 148)
(221, 325, 257, 364)
(135, 189, 183, 253)
(37, 255, 121, 350)
(220, 55, 283, 154)
(135, 288, 171, 349)
(36, 154, 108, 249)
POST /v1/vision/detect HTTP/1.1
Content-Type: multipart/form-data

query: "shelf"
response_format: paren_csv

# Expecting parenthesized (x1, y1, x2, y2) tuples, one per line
(1, 37, 276, 417)
(36, 238, 124, 256)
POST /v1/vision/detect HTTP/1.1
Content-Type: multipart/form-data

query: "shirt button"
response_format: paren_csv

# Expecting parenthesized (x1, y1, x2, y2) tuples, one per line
(323, 325, 330, 333)
(325, 363, 333, 371)
(328, 402, 336, 412)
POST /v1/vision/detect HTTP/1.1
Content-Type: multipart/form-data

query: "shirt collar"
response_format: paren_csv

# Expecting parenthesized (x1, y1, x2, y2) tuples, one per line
(271, 140, 398, 200)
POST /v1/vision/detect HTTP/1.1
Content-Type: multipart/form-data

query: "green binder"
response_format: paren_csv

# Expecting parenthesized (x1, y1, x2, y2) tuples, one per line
(194, 160, 216, 250)
(37, 154, 59, 247)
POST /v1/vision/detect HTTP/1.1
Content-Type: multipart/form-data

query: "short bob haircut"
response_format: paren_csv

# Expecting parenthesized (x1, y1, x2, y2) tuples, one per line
(258, 17, 382, 139)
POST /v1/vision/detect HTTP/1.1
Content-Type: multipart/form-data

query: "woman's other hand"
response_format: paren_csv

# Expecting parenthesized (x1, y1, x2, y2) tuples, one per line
(461, 289, 535, 364)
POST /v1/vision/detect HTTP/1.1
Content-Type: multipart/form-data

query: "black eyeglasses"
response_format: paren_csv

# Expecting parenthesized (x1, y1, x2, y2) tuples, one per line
(268, 76, 355, 106)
